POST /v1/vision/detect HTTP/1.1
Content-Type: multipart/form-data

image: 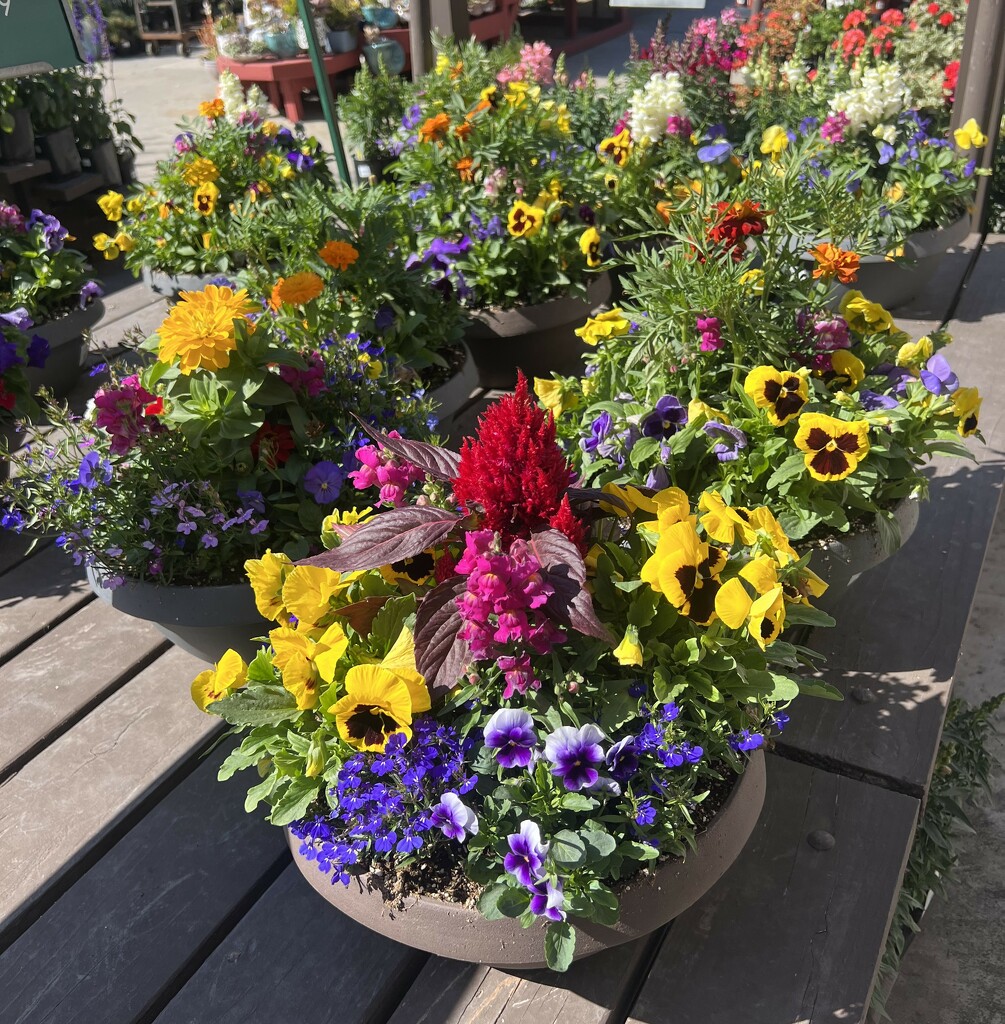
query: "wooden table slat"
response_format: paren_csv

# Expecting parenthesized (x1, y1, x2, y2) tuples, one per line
(0, 746, 286, 1024)
(1, 597, 170, 781)
(0, 543, 90, 665)
(0, 646, 217, 945)
(628, 754, 919, 1024)
(153, 866, 427, 1024)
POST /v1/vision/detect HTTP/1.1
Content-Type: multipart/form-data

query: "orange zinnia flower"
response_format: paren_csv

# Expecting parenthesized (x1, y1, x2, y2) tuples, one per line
(419, 113, 451, 143)
(456, 157, 474, 182)
(810, 243, 861, 284)
(199, 98, 225, 119)
(318, 240, 360, 271)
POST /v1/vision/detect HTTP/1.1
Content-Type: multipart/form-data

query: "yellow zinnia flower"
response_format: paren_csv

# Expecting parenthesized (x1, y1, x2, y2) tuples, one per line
(199, 98, 225, 119)
(97, 190, 124, 222)
(182, 157, 220, 187)
(194, 181, 220, 216)
(190, 649, 249, 712)
(275, 271, 324, 307)
(507, 200, 546, 238)
(246, 550, 294, 620)
(574, 308, 630, 347)
(794, 413, 870, 482)
(156, 284, 256, 374)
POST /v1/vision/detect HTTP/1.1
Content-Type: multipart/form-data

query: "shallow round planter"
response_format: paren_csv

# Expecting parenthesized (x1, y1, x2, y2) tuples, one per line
(288, 749, 765, 968)
(85, 566, 272, 664)
(464, 274, 613, 390)
(806, 495, 921, 608)
(141, 266, 220, 300)
(26, 299, 105, 400)
(264, 29, 300, 58)
(429, 343, 478, 436)
(813, 211, 971, 311)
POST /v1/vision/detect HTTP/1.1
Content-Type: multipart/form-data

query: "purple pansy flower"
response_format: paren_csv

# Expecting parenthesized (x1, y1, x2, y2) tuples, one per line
(0, 307, 34, 332)
(605, 736, 639, 782)
(528, 879, 566, 922)
(0, 337, 23, 374)
(859, 389, 899, 411)
(543, 723, 606, 791)
(641, 395, 687, 439)
(920, 353, 959, 395)
(287, 151, 315, 172)
(580, 410, 613, 456)
(79, 280, 104, 309)
(483, 708, 537, 769)
(429, 792, 478, 841)
(703, 421, 747, 462)
(504, 820, 549, 885)
(303, 461, 344, 504)
(26, 335, 50, 369)
(76, 450, 112, 490)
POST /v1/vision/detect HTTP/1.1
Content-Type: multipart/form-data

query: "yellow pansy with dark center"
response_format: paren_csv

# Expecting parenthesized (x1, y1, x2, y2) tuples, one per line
(507, 201, 545, 238)
(246, 550, 294, 620)
(598, 129, 632, 167)
(641, 520, 727, 625)
(333, 664, 415, 752)
(579, 227, 602, 268)
(794, 413, 870, 482)
(381, 550, 436, 586)
(951, 386, 981, 437)
(194, 181, 220, 216)
(744, 366, 809, 426)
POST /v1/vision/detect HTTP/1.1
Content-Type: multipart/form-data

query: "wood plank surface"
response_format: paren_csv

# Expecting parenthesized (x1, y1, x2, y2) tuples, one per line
(0, 646, 217, 945)
(627, 754, 919, 1024)
(153, 866, 427, 1024)
(1, 598, 170, 780)
(0, 543, 89, 665)
(781, 239, 1005, 795)
(389, 933, 659, 1024)
(0, 747, 286, 1024)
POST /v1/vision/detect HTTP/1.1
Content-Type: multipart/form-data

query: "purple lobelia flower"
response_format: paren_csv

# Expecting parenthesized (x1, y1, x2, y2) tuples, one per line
(528, 878, 566, 922)
(303, 461, 344, 504)
(703, 421, 747, 462)
(483, 708, 537, 768)
(635, 800, 657, 826)
(920, 353, 959, 395)
(859, 389, 899, 411)
(543, 724, 606, 791)
(605, 736, 639, 782)
(641, 396, 687, 439)
(729, 729, 764, 752)
(429, 792, 478, 841)
(0, 307, 34, 332)
(504, 820, 549, 885)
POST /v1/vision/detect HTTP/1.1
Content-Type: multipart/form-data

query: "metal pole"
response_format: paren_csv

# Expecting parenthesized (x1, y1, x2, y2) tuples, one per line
(295, 0, 351, 185)
(951, 0, 1005, 228)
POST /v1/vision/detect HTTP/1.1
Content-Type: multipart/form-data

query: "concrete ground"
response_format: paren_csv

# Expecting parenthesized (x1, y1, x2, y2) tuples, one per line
(96, 10, 1004, 1021)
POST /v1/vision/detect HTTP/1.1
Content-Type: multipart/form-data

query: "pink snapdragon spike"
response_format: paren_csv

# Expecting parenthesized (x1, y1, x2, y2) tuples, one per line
(348, 430, 426, 507)
(821, 112, 850, 144)
(497, 41, 555, 86)
(93, 375, 162, 455)
(666, 114, 693, 137)
(279, 351, 327, 396)
(697, 314, 725, 352)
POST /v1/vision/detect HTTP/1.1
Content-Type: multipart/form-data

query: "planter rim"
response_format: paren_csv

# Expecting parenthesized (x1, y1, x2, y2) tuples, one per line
(469, 273, 611, 325)
(287, 749, 765, 968)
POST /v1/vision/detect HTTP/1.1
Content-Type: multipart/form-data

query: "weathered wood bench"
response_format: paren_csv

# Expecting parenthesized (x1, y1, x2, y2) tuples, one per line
(0, 236, 1000, 1024)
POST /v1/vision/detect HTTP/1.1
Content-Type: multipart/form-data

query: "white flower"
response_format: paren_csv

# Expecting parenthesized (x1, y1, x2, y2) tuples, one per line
(781, 60, 807, 88)
(829, 64, 910, 134)
(628, 72, 688, 143)
(872, 123, 897, 145)
(219, 70, 272, 122)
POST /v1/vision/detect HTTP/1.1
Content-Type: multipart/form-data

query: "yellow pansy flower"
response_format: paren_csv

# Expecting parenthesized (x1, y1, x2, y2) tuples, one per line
(534, 377, 579, 417)
(190, 649, 249, 712)
(794, 413, 871, 482)
(613, 627, 644, 667)
(954, 118, 987, 150)
(97, 190, 124, 222)
(281, 565, 350, 630)
(951, 386, 981, 437)
(896, 335, 933, 369)
(760, 125, 789, 161)
(507, 200, 546, 238)
(839, 290, 894, 334)
(92, 232, 120, 261)
(687, 399, 729, 426)
(269, 622, 349, 709)
(641, 519, 726, 626)
(246, 550, 294, 620)
(830, 349, 865, 389)
(744, 366, 809, 426)
(699, 490, 756, 546)
(574, 308, 631, 347)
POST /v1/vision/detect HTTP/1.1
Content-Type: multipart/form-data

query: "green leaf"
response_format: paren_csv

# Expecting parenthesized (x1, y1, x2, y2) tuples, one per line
(246, 649, 278, 684)
(211, 685, 299, 727)
(551, 829, 587, 867)
(497, 887, 532, 918)
(797, 678, 845, 700)
(269, 776, 322, 826)
(585, 884, 620, 926)
(244, 773, 279, 812)
(783, 604, 836, 628)
(560, 792, 598, 812)
(581, 829, 617, 861)
(544, 921, 576, 972)
(478, 883, 510, 921)
(766, 453, 807, 490)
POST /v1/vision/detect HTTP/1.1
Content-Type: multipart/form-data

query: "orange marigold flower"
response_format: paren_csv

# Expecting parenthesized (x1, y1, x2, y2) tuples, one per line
(419, 113, 451, 143)
(454, 121, 473, 140)
(810, 243, 861, 285)
(318, 240, 360, 271)
(456, 157, 474, 182)
(274, 272, 324, 307)
(656, 200, 673, 224)
(199, 98, 225, 119)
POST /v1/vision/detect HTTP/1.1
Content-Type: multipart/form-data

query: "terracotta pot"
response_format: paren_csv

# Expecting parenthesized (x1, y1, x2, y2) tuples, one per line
(806, 495, 921, 609)
(287, 749, 766, 968)
(464, 274, 612, 390)
(429, 343, 478, 438)
(1, 108, 35, 164)
(813, 211, 971, 312)
(141, 266, 221, 299)
(85, 566, 271, 664)
(26, 299, 105, 400)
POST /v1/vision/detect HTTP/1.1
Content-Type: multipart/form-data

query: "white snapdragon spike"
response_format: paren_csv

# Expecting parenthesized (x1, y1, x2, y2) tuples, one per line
(829, 64, 910, 134)
(781, 60, 808, 88)
(872, 123, 897, 145)
(219, 70, 246, 120)
(628, 72, 688, 143)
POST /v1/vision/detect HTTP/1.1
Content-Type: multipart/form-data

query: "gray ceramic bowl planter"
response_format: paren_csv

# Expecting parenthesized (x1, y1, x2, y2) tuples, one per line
(287, 749, 766, 968)
(806, 495, 921, 610)
(26, 300, 105, 400)
(464, 274, 612, 390)
(85, 566, 272, 664)
(428, 343, 478, 439)
(141, 267, 223, 300)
